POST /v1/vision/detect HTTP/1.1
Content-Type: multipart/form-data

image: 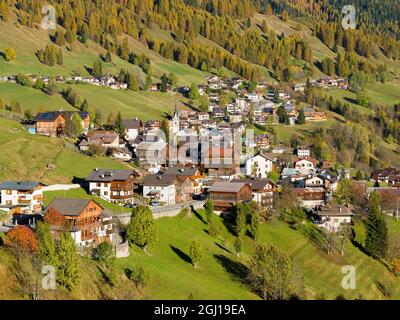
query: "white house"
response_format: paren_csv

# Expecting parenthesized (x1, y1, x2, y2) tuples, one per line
(294, 156, 318, 173)
(297, 146, 310, 158)
(86, 169, 137, 204)
(123, 118, 141, 142)
(0, 181, 43, 213)
(142, 174, 176, 205)
(246, 154, 274, 178)
(315, 204, 355, 232)
(304, 176, 324, 188)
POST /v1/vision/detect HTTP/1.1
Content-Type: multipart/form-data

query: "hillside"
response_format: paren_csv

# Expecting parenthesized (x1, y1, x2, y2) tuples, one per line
(2, 210, 400, 299)
(0, 117, 130, 185)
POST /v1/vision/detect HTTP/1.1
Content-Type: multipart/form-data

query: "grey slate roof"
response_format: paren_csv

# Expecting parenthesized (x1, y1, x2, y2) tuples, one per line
(143, 174, 176, 187)
(209, 182, 247, 193)
(86, 169, 135, 182)
(123, 119, 141, 130)
(0, 181, 40, 191)
(45, 198, 103, 216)
(231, 179, 276, 191)
(164, 166, 199, 177)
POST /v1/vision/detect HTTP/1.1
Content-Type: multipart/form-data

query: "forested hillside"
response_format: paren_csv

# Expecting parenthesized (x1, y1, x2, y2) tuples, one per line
(0, 0, 398, 82)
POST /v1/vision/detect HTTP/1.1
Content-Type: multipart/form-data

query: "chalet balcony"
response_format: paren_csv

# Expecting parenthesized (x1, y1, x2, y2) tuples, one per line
(110, 194, 135, 200)
(18, 199, 32, 204)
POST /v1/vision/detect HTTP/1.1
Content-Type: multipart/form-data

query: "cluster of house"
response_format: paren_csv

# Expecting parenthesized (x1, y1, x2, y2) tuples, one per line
(0, 169, 140, 248)
(293, 77, 349, 92)
(198, 75, 327, 127)
(0, 75, 64, 84)
(68, 75, 129, 90)
(0, 74, 174, 92)
(0, 74, 130, 90)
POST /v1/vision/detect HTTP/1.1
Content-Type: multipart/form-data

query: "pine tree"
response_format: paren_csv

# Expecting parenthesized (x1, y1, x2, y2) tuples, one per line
(297, 109, 305, 125)
(144, 73, 152, 90)
(92, 58, 103, 77)
(160, 73, 169, 92)
(189, 83, 200, 100)
(65, 112, 83, 137)
(115, 111, 125, 137)
(189, 240, 203, 268)
(235, 203, 248, 237)
(365, 206, 388, 259)
(35, 221, 58, 266)
(55, 29, 66, 46)
(81, 99, 89, 112)
(56, 232, 80, 290)
(204, 198, 214, 225)
(127, 73, 138, 91)
(234, 236, 243, 257)
(249, 210, 260, 240)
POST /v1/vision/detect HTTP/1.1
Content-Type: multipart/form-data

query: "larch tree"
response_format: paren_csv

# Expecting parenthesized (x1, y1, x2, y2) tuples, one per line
(56, 232, 80, 290)
(189, 240, 203, 268)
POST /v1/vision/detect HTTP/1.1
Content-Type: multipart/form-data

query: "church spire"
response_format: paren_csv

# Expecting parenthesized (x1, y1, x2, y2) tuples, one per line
(173, 99, 179, 119)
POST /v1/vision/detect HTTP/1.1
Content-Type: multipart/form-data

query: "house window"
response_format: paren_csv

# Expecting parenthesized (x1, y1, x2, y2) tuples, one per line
(6, 200, 12, 205)
(6, 190, 11, 195)
(97, 183, 101, 187)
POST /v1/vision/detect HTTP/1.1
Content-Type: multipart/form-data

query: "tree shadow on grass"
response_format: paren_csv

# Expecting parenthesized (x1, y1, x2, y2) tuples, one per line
(213, 254, 249, 285)
(192, 207, 207, 225)
(214, 242, 233, 255)
(72, 176, 88, 190)
(220, 213, 237, 236)
(170, 245, 192, 264)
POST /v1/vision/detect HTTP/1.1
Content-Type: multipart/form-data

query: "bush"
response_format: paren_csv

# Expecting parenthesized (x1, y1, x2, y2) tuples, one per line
(208, 221, 221, 238)
(128, 265, 150, 289)
(96, 241, 115, 266)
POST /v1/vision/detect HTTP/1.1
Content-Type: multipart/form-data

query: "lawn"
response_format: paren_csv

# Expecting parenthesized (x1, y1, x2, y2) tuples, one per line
(43, 187, 131, 214)
(60, 83, 191, 120)
(115, 209, 400, 300)
(327, 80, 400, 110)
(0, 81, 192, 119)
(0, 117, 130, 184)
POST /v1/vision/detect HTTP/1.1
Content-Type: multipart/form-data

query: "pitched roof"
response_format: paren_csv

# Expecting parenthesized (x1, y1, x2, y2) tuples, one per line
(123, 119, 141, 129)
(316, 204, 355, 217)
(45, 198, 103, 216)
(86, 169, 136, 182)
(34, 111, 89, 122)
(163, 166, 199, 177)
(231, 178, 276, 190)
(34, 112, 63, 122)
(143, 174, 176, 186)
(0, 181, 40, 191)
(209, 182, 248, 193)
(293, 156, 318, 165)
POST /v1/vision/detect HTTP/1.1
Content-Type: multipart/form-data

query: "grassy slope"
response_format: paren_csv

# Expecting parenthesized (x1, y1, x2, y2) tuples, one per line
(0, 81, 191, 119)
(118, 210, 400, 300)
(0, 117, 130, 184)
(1, 207, 400, 299)
(0, 14, 206, 86)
